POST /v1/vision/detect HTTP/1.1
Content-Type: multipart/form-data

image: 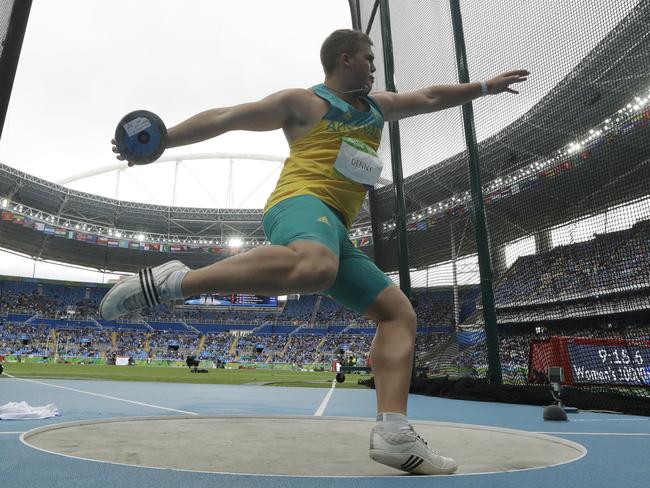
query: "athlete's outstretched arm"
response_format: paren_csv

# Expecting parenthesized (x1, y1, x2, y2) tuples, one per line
(165, 89, 301, 148)
(112, 89, 302, 163)
(372, 70, 529, 122)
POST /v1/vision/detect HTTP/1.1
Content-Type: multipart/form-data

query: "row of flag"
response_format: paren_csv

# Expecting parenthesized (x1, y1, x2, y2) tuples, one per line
(0, 212, 231, 254)
(0, 211, 375, 253)
(350, 236, 372, 248)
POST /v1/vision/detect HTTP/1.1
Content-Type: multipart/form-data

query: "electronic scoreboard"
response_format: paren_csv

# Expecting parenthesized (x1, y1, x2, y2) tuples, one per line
(529, 336, 650, 386)
(183, 293, 279, 308)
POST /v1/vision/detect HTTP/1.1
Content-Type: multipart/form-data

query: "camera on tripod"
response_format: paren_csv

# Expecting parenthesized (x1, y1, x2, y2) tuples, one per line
(543, 366, 578, 420)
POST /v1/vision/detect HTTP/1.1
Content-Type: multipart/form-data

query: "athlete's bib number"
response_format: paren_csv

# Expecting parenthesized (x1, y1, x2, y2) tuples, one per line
(334, 137, 383, 189)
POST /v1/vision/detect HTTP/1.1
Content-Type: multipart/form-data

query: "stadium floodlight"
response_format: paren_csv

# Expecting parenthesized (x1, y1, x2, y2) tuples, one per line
(137, 234, 145, 241)
(1, 198, 7, 208)
(228, 238, 243, 248)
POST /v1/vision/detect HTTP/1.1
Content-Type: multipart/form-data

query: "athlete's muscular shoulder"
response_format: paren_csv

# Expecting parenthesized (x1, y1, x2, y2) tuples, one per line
(279, 88, 329, 143)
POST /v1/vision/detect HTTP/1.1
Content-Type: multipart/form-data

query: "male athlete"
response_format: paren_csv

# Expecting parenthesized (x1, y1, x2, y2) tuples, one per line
(102, 29, 528, 474)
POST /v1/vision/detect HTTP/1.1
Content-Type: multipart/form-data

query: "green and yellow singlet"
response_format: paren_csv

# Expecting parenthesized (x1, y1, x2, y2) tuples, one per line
(263, 84, 384, 228)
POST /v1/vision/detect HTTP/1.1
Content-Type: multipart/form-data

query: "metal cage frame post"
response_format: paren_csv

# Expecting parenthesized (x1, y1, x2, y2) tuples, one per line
(379, 0, 412, 298)
(0, 0, 33, 140)
(449, 0, 502, 384)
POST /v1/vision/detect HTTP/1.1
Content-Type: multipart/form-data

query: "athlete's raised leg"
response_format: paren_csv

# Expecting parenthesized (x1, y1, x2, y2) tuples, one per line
(99, 240, 338, 320)
(182, 240, 338, 296)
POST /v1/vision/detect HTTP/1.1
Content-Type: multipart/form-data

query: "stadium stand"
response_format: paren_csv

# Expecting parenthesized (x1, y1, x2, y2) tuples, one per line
(0, 273, 479, 366)
(464, 219, 650, 327)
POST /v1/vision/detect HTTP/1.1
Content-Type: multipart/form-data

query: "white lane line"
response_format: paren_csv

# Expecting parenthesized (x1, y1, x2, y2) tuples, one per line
(539, 432, 650, 436)
(568, 418, 647, 422)
(4, 374, 198, 416)
(314, 379, 336, 417)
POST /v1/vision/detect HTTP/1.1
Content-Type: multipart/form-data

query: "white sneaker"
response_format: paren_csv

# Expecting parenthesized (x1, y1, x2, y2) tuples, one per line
(99, 260, 189, 320)
(369, 424, 458, 475)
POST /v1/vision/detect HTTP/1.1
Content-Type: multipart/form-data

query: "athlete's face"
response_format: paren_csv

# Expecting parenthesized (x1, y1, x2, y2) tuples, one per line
(348, 43, 376, 93)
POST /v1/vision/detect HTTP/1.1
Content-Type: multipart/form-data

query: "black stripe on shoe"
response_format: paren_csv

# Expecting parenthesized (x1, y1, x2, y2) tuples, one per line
(143, 267, 160, 306)
(401, 455, 423, 471)
(407, 458, 424, 471)
(139, 269, 154, 307)
(147, 267, 161, 304)
(401, 455, 416, 470)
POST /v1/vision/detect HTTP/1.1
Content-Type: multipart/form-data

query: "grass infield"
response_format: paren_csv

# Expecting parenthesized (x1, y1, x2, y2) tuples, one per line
(1, 362, 372, 389)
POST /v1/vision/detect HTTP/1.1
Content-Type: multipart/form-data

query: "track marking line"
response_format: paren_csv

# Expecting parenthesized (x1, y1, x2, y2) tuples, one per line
(3, 374, 198, 416)
(314, 379, 336, 416)
(538, 432, 650, 436)
(568, 418, 647, 422)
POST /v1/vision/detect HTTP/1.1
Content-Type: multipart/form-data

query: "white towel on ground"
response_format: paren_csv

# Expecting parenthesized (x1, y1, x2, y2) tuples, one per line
(0, 401, 60, 420)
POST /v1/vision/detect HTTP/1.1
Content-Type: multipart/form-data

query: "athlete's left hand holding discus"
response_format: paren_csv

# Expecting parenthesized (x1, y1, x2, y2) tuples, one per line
(111, 139, 135, 166)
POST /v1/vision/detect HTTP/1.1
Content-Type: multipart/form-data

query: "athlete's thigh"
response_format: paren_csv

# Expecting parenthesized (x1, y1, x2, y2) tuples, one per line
(262, 195, 341, 257)
(324, 239, 393, 315)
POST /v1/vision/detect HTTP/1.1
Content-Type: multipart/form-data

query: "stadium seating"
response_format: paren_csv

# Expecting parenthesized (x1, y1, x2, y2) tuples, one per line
(464, 219, 650, 326)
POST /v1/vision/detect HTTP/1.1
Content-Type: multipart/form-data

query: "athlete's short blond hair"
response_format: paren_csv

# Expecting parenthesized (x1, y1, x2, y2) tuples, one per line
(320, 29, 373, 75)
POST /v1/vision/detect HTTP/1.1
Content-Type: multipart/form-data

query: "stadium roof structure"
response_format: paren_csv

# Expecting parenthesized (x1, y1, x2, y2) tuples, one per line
(0, 162, 275, 272)
(0, 2, 648, 274)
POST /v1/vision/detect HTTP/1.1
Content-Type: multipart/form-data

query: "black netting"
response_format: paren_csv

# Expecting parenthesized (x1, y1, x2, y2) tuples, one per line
(355, 0, 650, 414)
(1, 0, 31, 141)
(0, 0, 15, 59)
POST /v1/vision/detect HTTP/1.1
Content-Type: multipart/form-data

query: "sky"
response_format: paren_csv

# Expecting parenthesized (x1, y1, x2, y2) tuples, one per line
(0, 0, 642, 283)
(1, 0, 353, 207)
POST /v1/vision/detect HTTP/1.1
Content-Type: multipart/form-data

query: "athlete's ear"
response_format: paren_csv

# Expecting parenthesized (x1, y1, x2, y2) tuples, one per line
(340, 52, 351, 67)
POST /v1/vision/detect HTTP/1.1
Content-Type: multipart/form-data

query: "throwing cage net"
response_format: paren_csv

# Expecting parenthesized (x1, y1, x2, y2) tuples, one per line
(0, 0, 31, 140)
(352, 0, 650, 415)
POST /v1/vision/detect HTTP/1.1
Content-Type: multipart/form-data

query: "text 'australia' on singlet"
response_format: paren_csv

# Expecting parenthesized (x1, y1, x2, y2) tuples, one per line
(263, 83, 384, 229)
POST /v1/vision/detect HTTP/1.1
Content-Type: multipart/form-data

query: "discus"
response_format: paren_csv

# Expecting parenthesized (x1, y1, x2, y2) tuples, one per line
(114, 110, 167, 165)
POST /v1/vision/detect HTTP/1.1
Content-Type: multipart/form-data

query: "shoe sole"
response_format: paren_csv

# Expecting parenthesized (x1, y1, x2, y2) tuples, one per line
(369, 449, 458, 475)
(99, 260, 185, 320)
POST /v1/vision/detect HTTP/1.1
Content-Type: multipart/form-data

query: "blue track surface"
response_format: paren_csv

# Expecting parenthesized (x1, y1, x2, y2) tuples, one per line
(1, 375, 648, 487)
